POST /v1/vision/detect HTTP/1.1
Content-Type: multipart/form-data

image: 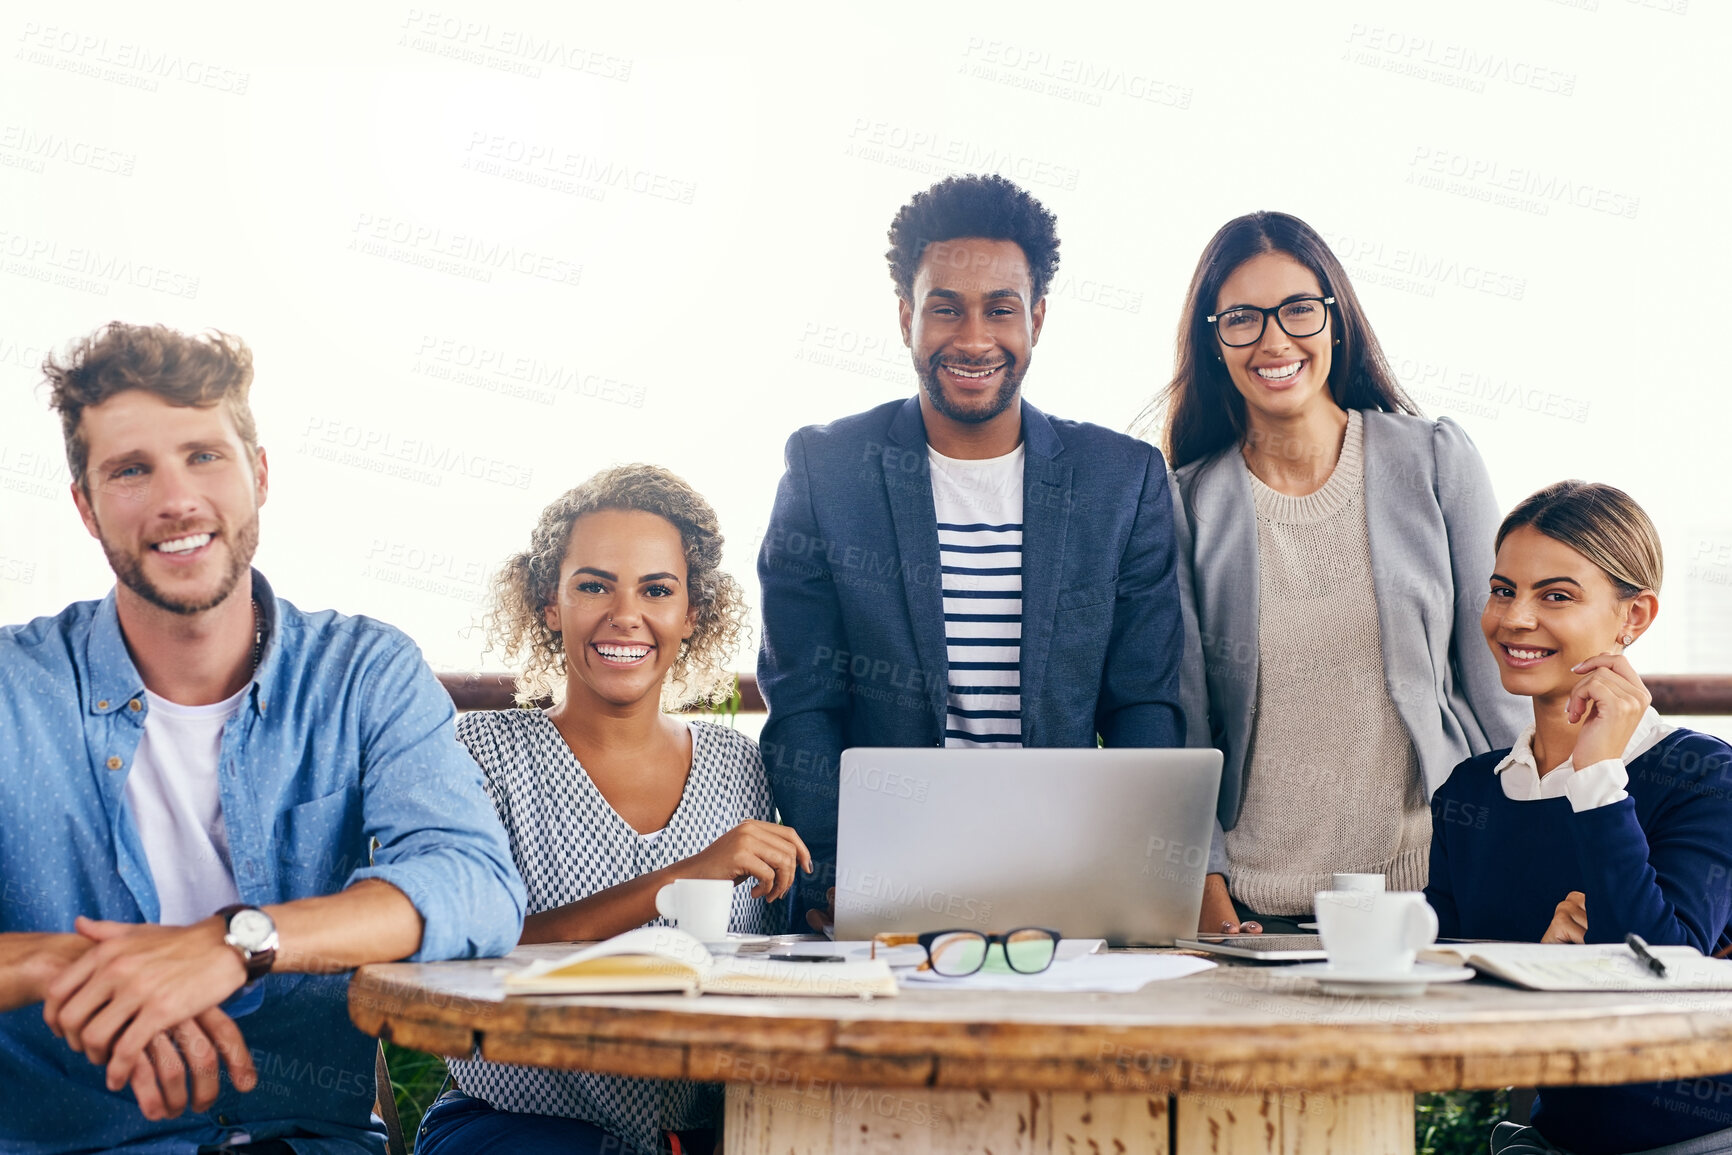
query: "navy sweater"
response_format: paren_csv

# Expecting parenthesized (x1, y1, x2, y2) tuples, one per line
(1426, 729, 1732, 1154)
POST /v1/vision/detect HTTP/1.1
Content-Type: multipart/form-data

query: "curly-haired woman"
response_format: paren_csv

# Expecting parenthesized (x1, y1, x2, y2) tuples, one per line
(417, 464, 810, 1155)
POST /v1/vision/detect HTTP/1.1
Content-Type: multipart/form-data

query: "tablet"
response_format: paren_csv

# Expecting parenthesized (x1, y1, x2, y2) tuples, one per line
(1173, 933, 1328, 961)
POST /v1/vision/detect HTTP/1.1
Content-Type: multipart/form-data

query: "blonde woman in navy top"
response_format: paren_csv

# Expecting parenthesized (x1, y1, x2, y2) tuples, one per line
(1426, 481, 1732, 1155)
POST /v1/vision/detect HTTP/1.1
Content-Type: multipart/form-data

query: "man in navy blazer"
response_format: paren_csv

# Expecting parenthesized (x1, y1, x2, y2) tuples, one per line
(757, 174, 1186, 928)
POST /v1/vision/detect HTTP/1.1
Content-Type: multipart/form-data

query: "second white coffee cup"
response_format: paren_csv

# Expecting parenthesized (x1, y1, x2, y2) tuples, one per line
(1313, 889, 1437, 975)
(655, 878, 734, 942)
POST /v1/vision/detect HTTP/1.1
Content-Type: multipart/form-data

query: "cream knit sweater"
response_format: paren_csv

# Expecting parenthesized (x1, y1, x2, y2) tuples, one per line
(1225, 411, 1432, 916)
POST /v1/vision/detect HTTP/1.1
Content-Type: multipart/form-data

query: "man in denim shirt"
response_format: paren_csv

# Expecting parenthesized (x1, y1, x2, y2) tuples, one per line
(0, 323, 527, 1153)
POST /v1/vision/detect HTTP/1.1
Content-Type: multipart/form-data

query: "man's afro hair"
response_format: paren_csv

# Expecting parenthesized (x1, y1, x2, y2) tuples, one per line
(885, 173, 1061, 302)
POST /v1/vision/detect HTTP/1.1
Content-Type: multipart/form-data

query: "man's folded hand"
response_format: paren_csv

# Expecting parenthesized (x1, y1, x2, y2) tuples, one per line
(128, 1007, 257, 1121)
(44, 915, 248, 1092)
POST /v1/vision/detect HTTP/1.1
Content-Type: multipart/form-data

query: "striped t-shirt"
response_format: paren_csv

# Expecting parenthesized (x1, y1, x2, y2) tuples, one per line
(928, 444, 1024, 748)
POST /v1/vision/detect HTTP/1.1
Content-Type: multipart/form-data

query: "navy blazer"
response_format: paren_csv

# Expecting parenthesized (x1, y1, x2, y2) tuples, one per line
(757, 396, 1185, 914)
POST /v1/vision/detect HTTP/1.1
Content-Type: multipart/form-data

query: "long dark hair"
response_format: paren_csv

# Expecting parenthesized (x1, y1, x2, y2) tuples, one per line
(1138, 211, 1419, 470)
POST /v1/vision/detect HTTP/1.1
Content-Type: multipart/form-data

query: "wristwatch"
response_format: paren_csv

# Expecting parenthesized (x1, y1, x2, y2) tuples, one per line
(215, 904, 279, 982)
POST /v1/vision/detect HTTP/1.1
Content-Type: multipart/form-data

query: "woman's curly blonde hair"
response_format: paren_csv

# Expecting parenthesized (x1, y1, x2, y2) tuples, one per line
(486, 464, 748, 710)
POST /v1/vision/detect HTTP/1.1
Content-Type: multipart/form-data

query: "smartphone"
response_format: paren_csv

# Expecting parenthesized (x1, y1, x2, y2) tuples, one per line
(769, 953, 845, 963)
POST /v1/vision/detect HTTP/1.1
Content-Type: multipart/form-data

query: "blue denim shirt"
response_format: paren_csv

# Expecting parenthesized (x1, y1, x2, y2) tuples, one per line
(0, 572, 526, 1153)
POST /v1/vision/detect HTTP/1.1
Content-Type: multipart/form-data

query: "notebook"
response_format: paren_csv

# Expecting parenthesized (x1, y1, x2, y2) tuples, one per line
(1419, 941, 1732, 992)
(506, 926, 898, 998)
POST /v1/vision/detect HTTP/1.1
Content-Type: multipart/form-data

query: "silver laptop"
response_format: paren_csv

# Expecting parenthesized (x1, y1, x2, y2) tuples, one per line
(834, 747, 1223, 947)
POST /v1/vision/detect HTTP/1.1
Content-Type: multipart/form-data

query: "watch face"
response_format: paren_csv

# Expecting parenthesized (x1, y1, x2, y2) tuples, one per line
(229, 908, 275, 950)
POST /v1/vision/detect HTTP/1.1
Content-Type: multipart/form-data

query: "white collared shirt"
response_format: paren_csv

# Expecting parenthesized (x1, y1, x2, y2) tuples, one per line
(1494, 706, 1674, 811)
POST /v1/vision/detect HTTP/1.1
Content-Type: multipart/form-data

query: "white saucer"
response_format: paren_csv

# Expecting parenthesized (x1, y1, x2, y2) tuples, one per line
(702, 933, 774, 956)
(1285, 960, 1475, 997)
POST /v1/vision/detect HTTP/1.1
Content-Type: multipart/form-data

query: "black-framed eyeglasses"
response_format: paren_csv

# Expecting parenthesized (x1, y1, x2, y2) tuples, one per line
(870, 928, 1060, 976)
(1207, 296, 1335, 347)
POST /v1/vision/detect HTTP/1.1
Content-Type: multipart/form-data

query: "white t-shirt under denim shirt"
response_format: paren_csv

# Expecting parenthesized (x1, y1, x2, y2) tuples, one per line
(123, 687, 246, 925)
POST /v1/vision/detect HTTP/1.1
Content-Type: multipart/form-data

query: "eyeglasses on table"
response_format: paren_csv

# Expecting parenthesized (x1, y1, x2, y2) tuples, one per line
(869, 928, 1061, 976)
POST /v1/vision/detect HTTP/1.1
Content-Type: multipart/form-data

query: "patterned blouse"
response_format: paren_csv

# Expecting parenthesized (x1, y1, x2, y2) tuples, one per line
(447, 711, 776, 1155)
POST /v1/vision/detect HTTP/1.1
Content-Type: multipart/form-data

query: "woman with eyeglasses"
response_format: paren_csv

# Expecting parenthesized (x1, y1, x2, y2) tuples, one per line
(1426, 482, 1732, 1155)
(416, 464, 810, 1155)
(1144, 211, 1526, 936)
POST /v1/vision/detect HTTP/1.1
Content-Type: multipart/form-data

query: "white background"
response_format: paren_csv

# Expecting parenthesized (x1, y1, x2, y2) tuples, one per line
(2, 0, 1726, 684)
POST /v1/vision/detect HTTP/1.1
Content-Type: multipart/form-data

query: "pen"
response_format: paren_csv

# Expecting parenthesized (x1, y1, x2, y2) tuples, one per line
(1626, 933, 1668, 978)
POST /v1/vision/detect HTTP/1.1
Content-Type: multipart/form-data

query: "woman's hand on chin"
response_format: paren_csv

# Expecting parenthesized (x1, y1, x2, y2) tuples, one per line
(1567, 652, 1651, 769)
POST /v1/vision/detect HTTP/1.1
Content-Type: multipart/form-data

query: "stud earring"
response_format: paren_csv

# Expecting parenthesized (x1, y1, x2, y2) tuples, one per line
(1620, 633, 1634, 646)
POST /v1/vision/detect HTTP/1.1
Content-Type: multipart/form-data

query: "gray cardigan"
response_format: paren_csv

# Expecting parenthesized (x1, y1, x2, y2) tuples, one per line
(1172, 411, 1528, 868)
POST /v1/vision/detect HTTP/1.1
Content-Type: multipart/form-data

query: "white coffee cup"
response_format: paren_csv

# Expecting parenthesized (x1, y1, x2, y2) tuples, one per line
(655, 879, 734, 942)
(1331, 872, 1386, 893)
(1313, 890, 1437, 975)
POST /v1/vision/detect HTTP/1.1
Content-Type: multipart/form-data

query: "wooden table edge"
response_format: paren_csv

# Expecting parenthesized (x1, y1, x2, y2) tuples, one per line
(349, 965, 1732, 1093)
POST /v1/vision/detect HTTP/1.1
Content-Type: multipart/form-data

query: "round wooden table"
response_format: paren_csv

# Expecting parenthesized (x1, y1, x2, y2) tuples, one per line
(349, 944, 1732, 1154)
